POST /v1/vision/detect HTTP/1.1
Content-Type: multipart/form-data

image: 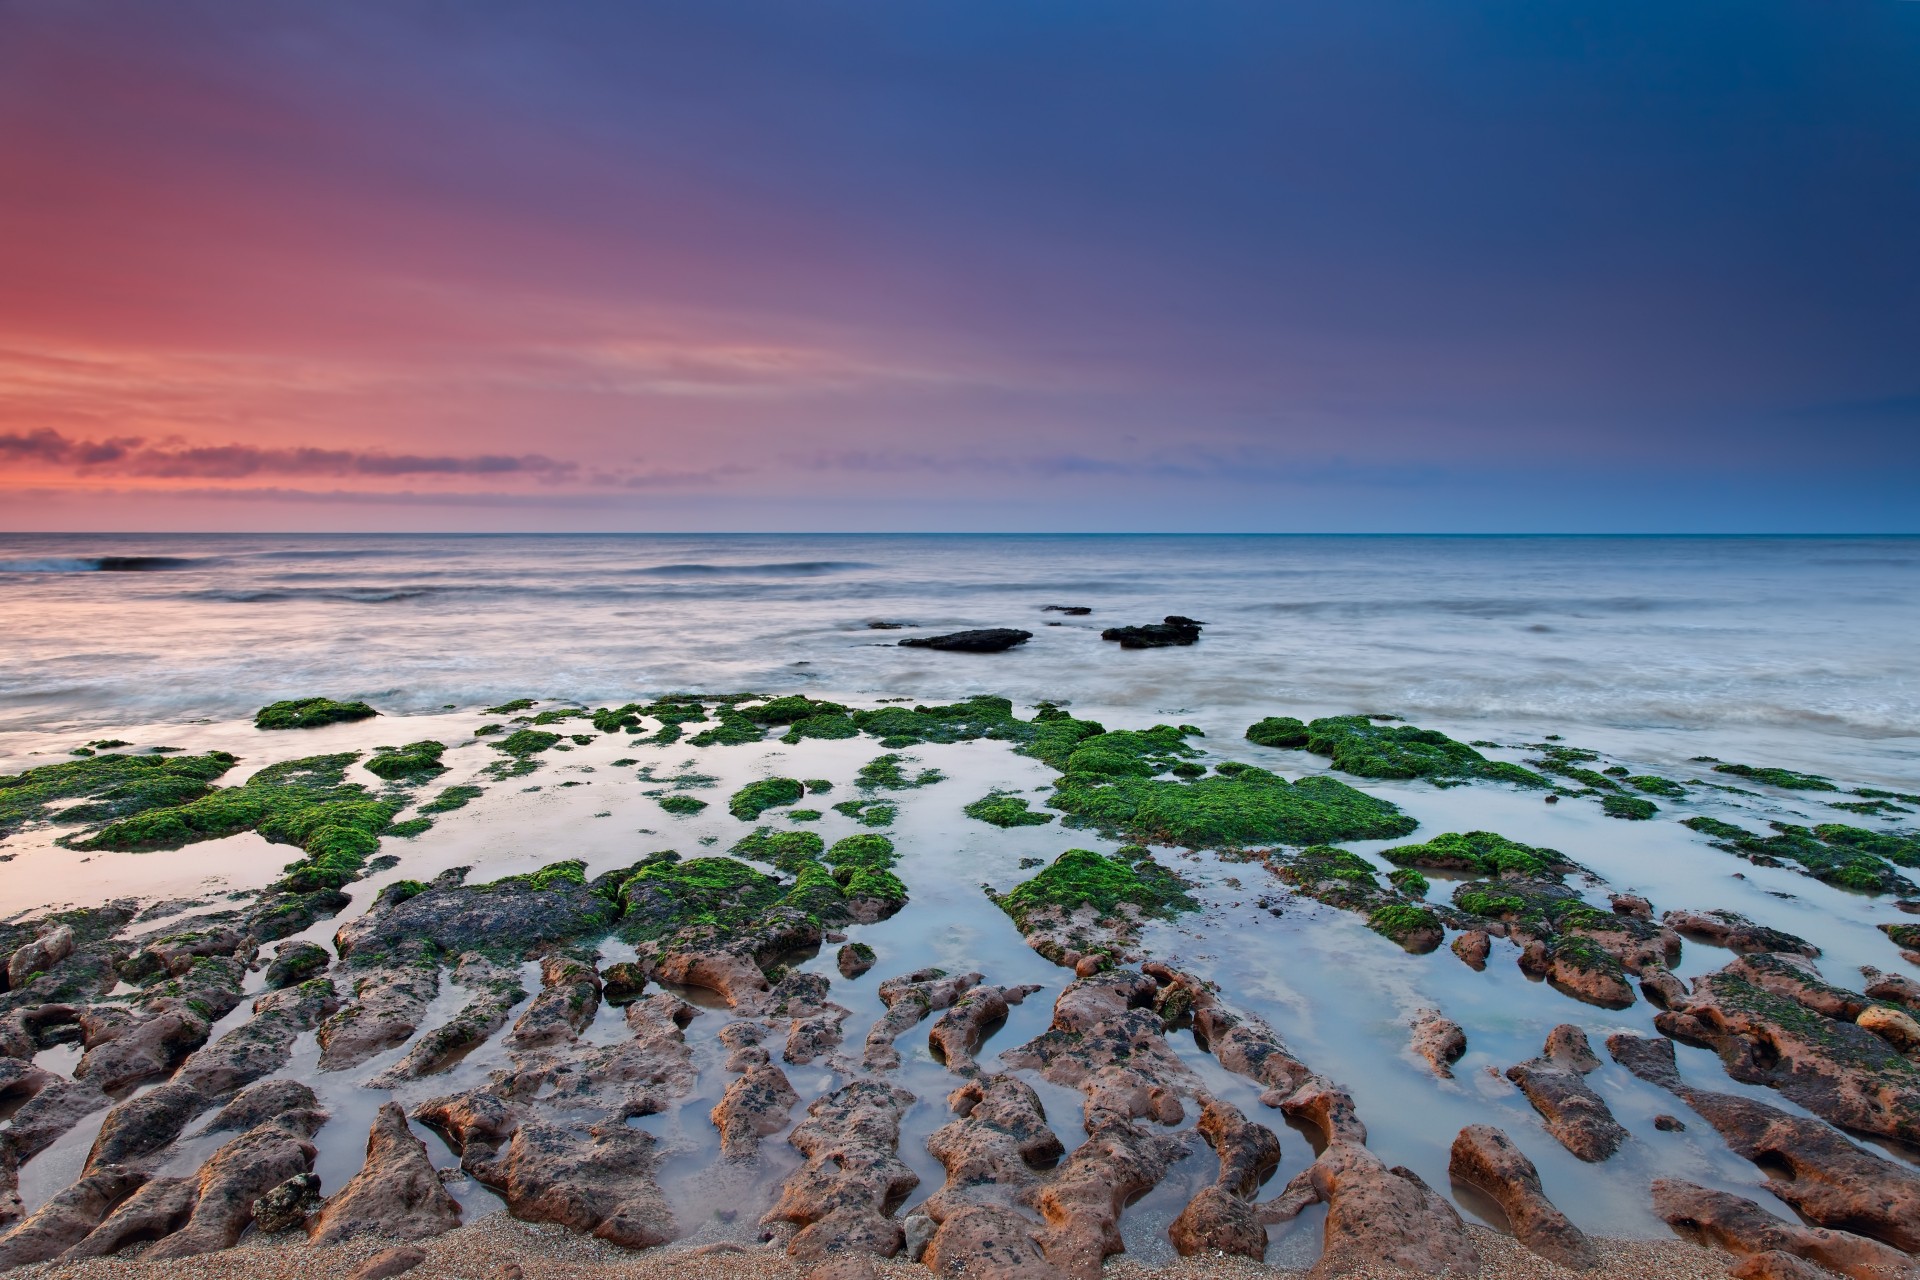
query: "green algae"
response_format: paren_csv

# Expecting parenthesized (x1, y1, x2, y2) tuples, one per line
(787, 808, 823, 822)
(990, 847, 1195, 932)
(1304, 715, 1549, 788)
(383, 817, 432, 838)
(1683, 816, 1918, 895)
(964, 791, 1055, 828)
(1368, 902, 1441, 946)
(831, 799, 896, 827)
(1883, 923, 1920, 950)
(824, 833, 898, 873)
(364, 740, 448, 781)
(418, 784, 483, 814)
(1388, 867, 1430, 896)
(731, 828, 825, 873)
(857, 754, 945, 790)
(491, 729, 562, 757)
(729, 777, 805, 821)
(1832, 800, 1912, 816)
(804, 779, 833, 794)
(1245, 716, 1309, 749)
(1061, 726, 1199, 778)
(484, 699, 537, 715)
(530, 708, 587, 725)
(781, 715, 862, 744)
(1602, 794, 1658, 820)
(477, 859, 588, 894)
(1626, 776, 1686, 797)
(1050, 764, 1416, 850)
(1857, 787, 1920, 804)
(2, 750, 238, 837)
(254, 698, 379, 730)
(686, 711, 766, 747)
(656, 794, 708, 816)
(1528, 745, 1623, 791)
(741, 695, 851, 724)
(78, 752, 400, 893)
(1379, 830, 1578, 880)
(1713, 763, 1839, 791)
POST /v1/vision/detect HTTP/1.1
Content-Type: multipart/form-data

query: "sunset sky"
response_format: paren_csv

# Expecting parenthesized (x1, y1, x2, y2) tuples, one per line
(2, 1, 1916, 532)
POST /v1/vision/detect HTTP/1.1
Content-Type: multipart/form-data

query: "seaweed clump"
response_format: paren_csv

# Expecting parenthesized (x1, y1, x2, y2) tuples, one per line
(1303, 715, 1549, 788)
(729, 777, 805, 821)
(1245, 717, 1309, 749)
(964, 791, 1055, 828)
(364, 740, 448, 781)
(1051, 754, 1416, 851)
(831, 799, 896, 827)
(1602, 794, 1658, 821)
(77, 752, 401, 893)
(1378, 830, 1579, 880)
(856, 754, 945, 790)
(1712, 763, 1839, 792)
(1683, 817, 1919, 895)
(419, 784, 483, 814)
(657, 794, 708, 816)
(2, 750, 238, 838)
(731, 828, 825, 874)
(254, 698, 379, 730)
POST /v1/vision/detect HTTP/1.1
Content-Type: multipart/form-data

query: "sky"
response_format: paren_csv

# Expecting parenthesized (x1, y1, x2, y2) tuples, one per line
(1, 0, 1917, 533)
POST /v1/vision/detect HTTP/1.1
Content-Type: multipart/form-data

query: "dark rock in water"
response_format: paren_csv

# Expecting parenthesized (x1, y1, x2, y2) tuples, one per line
(865, 621, 907, 630)
(264, 941, 329, 990)
(1448, 1123, 1597, 1270)
(1042, 605, 1092, 615)
(1654, 1113, 1686, 1131)
(1099, 617, 1203, 648)
(898, 629, 1032, 653)
(1409, 1008, 1466, 1078)
(836, 942, 876, 979)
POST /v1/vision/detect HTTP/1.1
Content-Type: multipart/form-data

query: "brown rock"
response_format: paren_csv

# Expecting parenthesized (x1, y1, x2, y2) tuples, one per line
(1640, 966, 1690, 1008)
(144, 1111, 324, 1259)
(1448, 1124, 1597, 1270)
(1653, 1113, 1686, 1131)
(1410, 1008, 1467, 1078)
(762, 1079, 919, 1262)
(1607, 1032, 1920, 1253)
(924, 1204, 1057, 1280)
(923, 1076, 1063, 1225)
(864, 969, 982, 1070)
(1265, 1142, 1481, 1278)
(1504, 1027, 1627, 1162)
(318, 964, 439, 1070)
(1036, 1120, 1186, 1278)
(1862, 966, 1920, 1013)
(1856, 1004, 1920, 1054)
(1168, 1099, 1279, 1260)
(836, 945, 876, 980)
(1143, 963, 1314, 1097)
(1663, 908, 1819, 957)
(491, 1121, 676, 1248)
(510, 954, 600, 1048)
(711, 1064, 800, 1159)
(64, 1175, 198, 1259)
(350, 1245, 428, 1280)
(1651, 1179, 1916, 1280)
(1609, 894, 1652, 919)
(74, 1005, 215, 1093)
(928, 984, 1040, 1076)
(308, 1101, 461, 1245)
(0, 1165, 146, 1269)
(6, 925, 75, 989)
(1452, 929, 1492, 970)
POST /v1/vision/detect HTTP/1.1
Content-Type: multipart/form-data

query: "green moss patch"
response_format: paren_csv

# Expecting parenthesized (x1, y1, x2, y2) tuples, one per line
(1245, 716, 1309, 749)
(419, 784, 483, 814)
(991, 847, 1195, 933)
(1713, 763, 1839, 791)
(731, 828, 825, 873)
(484, 698, 538, 715)
(1380, 830, 1578, 880)
(729, 777, 805, 821)
(1304, 716, 1549, 788)
(255, 698, 379, 730)
(857, 754, 945, 790)
(364, 740, 448, 781)
(964, 791, 1055, 828)
(1050, 764, 1415, 850)
(78, 752, 400, 893)
(831, 799, 896, 827)
(657, 794, 708, 816)
(2, 750, 238, 837)
(1368, 902, 1441, 947)
(1602, 794, 1658, 820)
(491, 729, 562, 756)
(1626, 776, 1686, 797)
(687, 711, 766, 747)
(1683, 816, 1918, 895)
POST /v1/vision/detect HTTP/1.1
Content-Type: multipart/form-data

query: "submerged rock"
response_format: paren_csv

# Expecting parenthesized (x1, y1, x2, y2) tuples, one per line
(1167, 1098, 1279, 1260)
(1664, 908, 1820, 957)
(1409, 1008, 1467, 1078)
(1652, 1179, 1916, 1280)
(1504, 1027, 1627, 1162)
(1099, 617, 1203, 648)
(710, 1064, 800, 1160)
(762, 1079, 919, 1262)
(1448, 1124, 1597, 1270)
(898, 629, 1032, 653)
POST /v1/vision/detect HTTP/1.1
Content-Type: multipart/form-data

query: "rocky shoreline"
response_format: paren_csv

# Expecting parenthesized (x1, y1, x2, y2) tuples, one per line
(0, 692, 1915, 1280)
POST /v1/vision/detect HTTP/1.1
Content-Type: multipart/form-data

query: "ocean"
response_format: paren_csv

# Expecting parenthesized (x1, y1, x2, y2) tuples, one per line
(3, 533, 1915, 780)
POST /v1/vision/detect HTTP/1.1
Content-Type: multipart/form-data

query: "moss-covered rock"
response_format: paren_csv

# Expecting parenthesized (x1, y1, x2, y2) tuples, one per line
(1683, 817, 1918, 895)
(77, 752, 400, 893)
(1367, 902, 1443, 952)
(729, 777, 805, 821)
(490, 729, 561, 757)
(1712, 763, 1839, 791)
(731, 828, 825, 874)
(1, 750, 237, 837)
(657, 794, 708, 816)
(1305, 716, 1549, 788)
(964, 791, 1055, 828)
(1379, 830, 1579, 881)
(830, 799, 896, 827)
(1602, 794, 1658, 820)
(1626, 775, 1686, 797)
(419, 784, 483, 814)
(1050, 763, 1416, 850)
(1245, 716, 1309, 749)
(856, 753, 945, 790)
(364, 740, 448, 781)
(255, 698, 378, 730)
(990, 847, 1194, 966)
(687, 711, 766, 747)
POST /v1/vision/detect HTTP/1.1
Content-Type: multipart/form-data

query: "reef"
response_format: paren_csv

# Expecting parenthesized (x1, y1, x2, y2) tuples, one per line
(1051, 758, 1417, 850)
(990, 847, 1194, 969)
(1684, 816, 1919, 895)
(253, 698, 378, 730)
(1, 750, 238, 839)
